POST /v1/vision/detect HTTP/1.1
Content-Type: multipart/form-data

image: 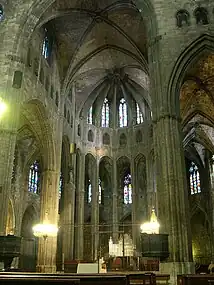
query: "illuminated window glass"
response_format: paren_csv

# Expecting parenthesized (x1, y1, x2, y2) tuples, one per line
(28, 161, 40, 194)
(119, 98, 128, 128)
(0, 4, 4, 21)
(99, 179, 102, 204)
(59, 173, 63, 199)
(88, 180, 92, 203)
(189, 162, 201, 195)
(136, 103, 144, 124)
(124, 174, 132, 204)
(87, 106, 93, 124)
(102, 98, 110, 127)
(42, 28, 50, 59)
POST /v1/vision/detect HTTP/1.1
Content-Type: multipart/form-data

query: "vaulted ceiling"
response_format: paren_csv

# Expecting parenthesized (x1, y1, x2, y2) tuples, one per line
(38, 0, 148, 111)
(180, 53, 214, 165)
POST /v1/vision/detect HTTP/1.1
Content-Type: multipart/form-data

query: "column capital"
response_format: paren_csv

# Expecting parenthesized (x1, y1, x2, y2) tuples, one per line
(153, 112, 181, 124)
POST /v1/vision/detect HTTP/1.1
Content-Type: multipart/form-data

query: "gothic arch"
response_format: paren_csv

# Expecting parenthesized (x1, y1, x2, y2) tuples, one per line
(168, 34, 214, 117)
(21, 99, 57, 170)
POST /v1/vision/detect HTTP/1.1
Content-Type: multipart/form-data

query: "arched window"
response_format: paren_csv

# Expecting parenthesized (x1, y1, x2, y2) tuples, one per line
(87, 106, 93, 124)
(28, 161, 40, 194)
(119, 98, 128, 127)
(136, 103, 144, 124)
(99, 179, 102, 204)
(42, 28, 50, 59)
(124, 173, 132, 204)
(88, 180, 92, 203)
(102, 98, 110, 127)
(189, 162, 201, 195)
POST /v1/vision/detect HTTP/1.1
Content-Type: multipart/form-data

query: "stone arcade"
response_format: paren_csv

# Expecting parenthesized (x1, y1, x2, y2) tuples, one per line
(0, 0, 214, 284)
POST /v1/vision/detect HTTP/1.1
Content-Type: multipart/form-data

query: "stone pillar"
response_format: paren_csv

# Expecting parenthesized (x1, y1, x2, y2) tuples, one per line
(37, 169, 60, 273)
(91, 160, 99, 261)
(0, 130, 16, 235)
(146, 154, 156, 216)
(154, 115, 194, 276)
(112, 158, 118, 241)
(62, 169, 75, 262)
(76, 153, 85, 260)
(130, 158, 138, 252)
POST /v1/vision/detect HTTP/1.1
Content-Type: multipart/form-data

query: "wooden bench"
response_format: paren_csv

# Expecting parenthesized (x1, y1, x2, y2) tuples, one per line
(178, 274, 214, 285)
(0, 273, 128, 285)
(126, 273, 156, 285)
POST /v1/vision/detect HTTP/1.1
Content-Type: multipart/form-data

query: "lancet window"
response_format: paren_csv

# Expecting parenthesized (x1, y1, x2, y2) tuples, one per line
(119, 98, 128, 127)
(28, 161, 40, 194)
(189, 162, 201, 195)
(124, 173, 132, 204)
(102, 98, 110, 127)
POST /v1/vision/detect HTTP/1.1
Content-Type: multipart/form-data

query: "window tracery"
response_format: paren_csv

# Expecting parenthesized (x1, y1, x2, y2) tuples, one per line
(136, 103, 144, 124)
(119, 98, 128, 128)
(102, 98, 110, 127)
(99, 178, 102, 204)
(87, 106, 93, 124)
(124, 173, 132, 204)
(59, 172, 63, 199)
(42, 28, 50, 59)
(189, 162, 201, 195)
(28, 161, 40, 194)
(88, 180, 92, 203)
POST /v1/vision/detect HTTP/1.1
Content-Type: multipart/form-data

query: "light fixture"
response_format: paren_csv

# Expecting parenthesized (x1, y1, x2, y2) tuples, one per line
(140, 208, 160, 234)
(0, 97, 7, 118)
(33, 223, 58, 239)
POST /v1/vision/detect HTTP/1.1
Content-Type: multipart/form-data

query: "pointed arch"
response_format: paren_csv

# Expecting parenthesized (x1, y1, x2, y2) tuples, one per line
(168, 34, 214, 117)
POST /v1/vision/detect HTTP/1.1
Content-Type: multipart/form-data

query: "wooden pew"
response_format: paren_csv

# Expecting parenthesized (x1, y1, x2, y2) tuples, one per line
(0, 273, 128, 285)
(177, 274, 214, 285)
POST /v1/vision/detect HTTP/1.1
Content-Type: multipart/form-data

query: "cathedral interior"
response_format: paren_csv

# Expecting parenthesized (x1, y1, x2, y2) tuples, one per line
(0, 0, 214, 282)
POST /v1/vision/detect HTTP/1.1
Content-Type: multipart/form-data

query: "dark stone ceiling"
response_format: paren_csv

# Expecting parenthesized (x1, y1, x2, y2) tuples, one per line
(38, 0, 148, 111)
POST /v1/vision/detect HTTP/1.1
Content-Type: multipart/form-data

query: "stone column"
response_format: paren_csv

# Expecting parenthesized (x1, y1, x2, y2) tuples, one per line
(0, 130, 16, 235)
(91, 160, 99, 261)
(112, 158, 118, 241)
(154, 115, 194, 274)
(146, 154, 156, 216)
(62, 169, 75, 262)
(130, 158, 138, 252)
(37, 169, 60, 273)
(76, 153, 85, 260)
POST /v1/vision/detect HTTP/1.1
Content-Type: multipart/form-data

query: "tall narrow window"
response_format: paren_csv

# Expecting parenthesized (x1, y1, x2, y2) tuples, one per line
(189, 162, 201, 195)
(124, 173, 132, 204)
(87, 106, 93, 124)
(0, 4, 4, 21)
(59, 173, 63, 199)
(28, 161, 40, 194)
(88, 180, 92, 203)
(42, 28, 50, 59)
(136, 103, 144, 124)
(102, 98, 110, 127)
(119, 98, 128, 127)
(99, 179, 102, 204)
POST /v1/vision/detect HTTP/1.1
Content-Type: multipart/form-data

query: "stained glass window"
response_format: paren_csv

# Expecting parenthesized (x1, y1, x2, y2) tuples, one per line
(189, 162, 201, 195)
(136, 103, 144, 124)
(87, 106, 93, 124)
(0, 4, 4, 21)
(99, 179, 102, 204)
(88, 180, 92, 203)
(59, 173, 63, 199)
(42, 28, 50, 59)
(124, 174, 132, 204)
(102, 98, 110, 127)
(28, 161, 40, 194)
(119, 98, 128, 127)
